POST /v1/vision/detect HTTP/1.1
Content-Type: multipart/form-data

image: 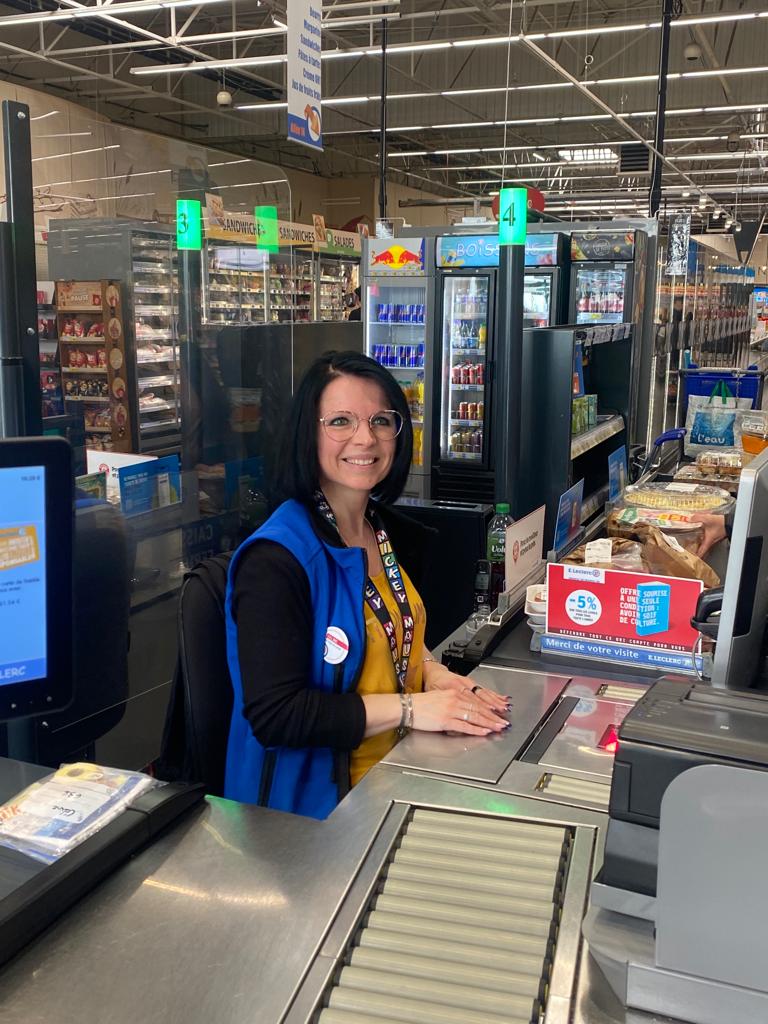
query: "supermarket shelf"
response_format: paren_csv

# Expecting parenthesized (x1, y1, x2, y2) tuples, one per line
(59, 338, 105, 345)
(140, 418, 179, 432)
(380, 363, 425, 372)
(65, 395, 109, 403)
(84, 426, 112, 434)
(140, 400, 176, 413)
(138, 375, 176, 389)
(57, 307, 102, 313)
(446, 450, 481, 461)
(62, 367, 107, 375)
(450, 346, 486, 355)
(451, 313, 488, 320)
(450, 418, 484, 427)
(570, 414, 624, 459)
(450, 383, 485, 392)
(370, 321, 426, 327)
(581, 485, 609, 523)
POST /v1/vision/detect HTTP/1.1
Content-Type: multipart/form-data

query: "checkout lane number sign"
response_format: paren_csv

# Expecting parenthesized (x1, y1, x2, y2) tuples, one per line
(498, 188, 528, 247)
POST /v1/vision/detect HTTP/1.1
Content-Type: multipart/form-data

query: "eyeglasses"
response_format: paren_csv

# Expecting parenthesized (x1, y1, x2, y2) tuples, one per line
(319, 409, 404, 441)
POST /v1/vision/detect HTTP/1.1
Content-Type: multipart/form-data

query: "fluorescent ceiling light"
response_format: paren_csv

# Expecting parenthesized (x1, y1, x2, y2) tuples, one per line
(1, 0, 230, 25)
(31, 144, 120, 162)
(131, 54, 287, 74)
(559, 147, 617, 163)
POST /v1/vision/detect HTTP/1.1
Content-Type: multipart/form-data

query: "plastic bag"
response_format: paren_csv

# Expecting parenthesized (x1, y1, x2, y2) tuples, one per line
(0, 763, 159, 863)
(684, 381, 752, 455)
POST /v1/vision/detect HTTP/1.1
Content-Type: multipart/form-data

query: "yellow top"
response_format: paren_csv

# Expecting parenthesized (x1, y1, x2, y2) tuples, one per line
(350, 566, 426, 787)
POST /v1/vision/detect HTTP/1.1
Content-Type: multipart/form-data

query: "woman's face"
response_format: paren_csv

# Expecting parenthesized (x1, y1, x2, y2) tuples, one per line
(317, 373, 396, 498)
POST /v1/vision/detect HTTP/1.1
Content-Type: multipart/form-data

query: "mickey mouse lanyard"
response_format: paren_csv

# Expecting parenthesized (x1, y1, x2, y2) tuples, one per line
(315, 492, 414, 692)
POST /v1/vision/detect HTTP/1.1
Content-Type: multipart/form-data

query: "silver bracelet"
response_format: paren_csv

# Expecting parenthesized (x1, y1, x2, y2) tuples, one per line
(405, 692, 414, 730)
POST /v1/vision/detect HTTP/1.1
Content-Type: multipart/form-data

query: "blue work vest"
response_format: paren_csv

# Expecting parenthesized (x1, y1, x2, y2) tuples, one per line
(223, 500, 366, 818)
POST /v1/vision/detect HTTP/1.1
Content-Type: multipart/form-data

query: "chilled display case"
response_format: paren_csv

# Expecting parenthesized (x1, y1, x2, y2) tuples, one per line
(48, 220, 181, 454)
(316, 254, 358, 321)
(202, 245, 268, 326)
(569, 232, 637, 325)
(363, 237, 434, 496)
(438, 273, 492, 466)
(269, 251, 314, 323)
(524, 231, 567, 327)
(523, 273, 554, 327)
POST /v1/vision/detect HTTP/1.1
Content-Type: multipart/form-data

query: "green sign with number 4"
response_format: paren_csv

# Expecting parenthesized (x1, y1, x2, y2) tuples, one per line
(176, 198, 202, 250)
(498, 187, 528, 246)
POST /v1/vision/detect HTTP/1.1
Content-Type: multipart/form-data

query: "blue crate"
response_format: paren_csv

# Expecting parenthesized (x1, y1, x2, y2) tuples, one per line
(679, 366, 764, 412)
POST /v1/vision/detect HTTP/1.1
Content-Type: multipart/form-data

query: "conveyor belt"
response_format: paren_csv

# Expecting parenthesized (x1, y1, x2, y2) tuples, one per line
(597, 684, 644, 703)
(315, 808, 573, 1024)
(538, 772, 611, 809)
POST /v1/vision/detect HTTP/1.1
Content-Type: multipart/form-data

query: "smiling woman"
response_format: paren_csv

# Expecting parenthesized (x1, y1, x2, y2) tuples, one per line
(223, 351, 511, 819)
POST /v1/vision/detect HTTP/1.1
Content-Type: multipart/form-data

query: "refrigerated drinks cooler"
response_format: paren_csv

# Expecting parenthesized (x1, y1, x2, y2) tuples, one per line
(524, 232, 567, 327)
(569, 231, 637, 325)
(363, 237, 434, 497)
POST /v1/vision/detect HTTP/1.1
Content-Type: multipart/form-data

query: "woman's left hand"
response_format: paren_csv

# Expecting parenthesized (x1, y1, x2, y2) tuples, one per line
(423, 661, 510, 715)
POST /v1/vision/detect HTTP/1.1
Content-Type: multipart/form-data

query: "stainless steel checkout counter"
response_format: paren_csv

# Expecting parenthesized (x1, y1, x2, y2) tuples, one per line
(0, 661, 678, 1024)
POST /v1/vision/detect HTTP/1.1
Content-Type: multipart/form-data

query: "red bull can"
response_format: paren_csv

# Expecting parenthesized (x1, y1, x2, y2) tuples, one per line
(384, 303, 393, 323)
(396, 344, 406, 366)
(376, 304, 386, 322)
(407, 304, 416, 323)
(417, 344, 425, 366)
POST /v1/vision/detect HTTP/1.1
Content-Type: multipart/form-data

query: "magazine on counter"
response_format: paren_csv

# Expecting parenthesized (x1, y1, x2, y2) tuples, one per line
(0, 762, 159, 863)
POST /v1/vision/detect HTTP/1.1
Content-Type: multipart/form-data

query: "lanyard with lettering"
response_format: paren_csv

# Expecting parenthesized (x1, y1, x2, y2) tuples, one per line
(314, 492, 414, 693)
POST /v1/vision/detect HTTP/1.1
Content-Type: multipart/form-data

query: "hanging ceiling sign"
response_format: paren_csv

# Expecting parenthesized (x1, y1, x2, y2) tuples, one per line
(317, 227, 362, 256)
(278, 220, 317, 247)
(205, 193, 259, 244)
(287, 0, 323, 151)
(498, 188, 528, 246)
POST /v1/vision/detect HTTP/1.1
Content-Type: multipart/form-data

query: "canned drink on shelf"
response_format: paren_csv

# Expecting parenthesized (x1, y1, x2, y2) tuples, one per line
(376, 304, 385, 322)
(477, 401, 485, 419)
(468, 363, 478, 385)
(476, 362, 485, 385)
(461, 364, 470, 385)
(384, 303, 393, 323)
(408, 345, 417, 368)
(395, 344, 404, 366)
(458, 401, 469, 419)
(472, 431, 482, 454)
(451, 364, 462, 385)
(407, 304, 416, 323)
(371, 344, 381, 363)
(468, 402, 477, 420)
(417, 343, 425, 366)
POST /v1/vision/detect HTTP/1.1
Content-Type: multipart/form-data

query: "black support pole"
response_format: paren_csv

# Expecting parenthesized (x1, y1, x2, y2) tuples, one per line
(2, 100, 41, 436)
(378, 19, 388, 222)
(649, 0, 676, 217)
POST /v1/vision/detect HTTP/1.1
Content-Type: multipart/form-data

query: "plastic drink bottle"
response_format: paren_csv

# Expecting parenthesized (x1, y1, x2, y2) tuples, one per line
(486, 502, 514, 609)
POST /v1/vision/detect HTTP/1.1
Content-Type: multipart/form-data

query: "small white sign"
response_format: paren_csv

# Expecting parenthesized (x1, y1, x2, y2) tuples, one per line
(585, 538, 613, 565)
(504, 505, 545, 593)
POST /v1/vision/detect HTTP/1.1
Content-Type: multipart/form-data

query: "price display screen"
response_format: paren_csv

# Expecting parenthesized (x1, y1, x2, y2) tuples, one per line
(0, 467, 47, 685)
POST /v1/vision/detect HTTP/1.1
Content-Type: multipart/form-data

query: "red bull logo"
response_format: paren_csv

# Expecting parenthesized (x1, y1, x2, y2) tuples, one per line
(370, 243, 423, 270)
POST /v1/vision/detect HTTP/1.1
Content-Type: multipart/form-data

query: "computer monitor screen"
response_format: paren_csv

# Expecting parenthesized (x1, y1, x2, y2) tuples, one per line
(0, 438, 73, 720)
(712, 446, 768, 688)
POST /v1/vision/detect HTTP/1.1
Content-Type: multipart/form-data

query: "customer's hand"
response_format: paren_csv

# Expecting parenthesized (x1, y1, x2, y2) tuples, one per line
(423, 661, 510, 716)
(411, 689, 509, 736)
(690, 513, 727, 558)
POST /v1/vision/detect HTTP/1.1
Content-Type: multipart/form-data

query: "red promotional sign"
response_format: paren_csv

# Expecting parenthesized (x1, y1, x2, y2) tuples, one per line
(491, 186, 545, 219)
(546, 563, 703, 653)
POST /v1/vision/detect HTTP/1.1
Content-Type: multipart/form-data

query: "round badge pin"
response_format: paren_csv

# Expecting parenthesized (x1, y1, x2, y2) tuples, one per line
(324, 626, 349, 665)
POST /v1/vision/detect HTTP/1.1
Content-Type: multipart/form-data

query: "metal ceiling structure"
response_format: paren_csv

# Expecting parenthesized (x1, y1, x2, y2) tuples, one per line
(1, 0, 766, 227)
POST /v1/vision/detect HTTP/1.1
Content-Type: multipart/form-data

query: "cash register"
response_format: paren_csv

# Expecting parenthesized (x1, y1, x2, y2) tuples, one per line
(583, 448, 768, 1023)
(0, 438, 203, 968)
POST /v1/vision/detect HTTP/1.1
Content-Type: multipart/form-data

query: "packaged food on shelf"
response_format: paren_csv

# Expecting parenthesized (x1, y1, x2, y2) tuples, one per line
(571, 395, 589, 436)
(605, 515, 719, 587)
(586, 393, 598, 429)
(621, 481, 734, 514)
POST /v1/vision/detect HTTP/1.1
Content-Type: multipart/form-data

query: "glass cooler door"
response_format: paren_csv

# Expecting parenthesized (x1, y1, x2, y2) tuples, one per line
(523, 272, 552, 327)
(440, 274, 490, 464)
(365, 280, 427, 470)
(574, 264, 628, 324)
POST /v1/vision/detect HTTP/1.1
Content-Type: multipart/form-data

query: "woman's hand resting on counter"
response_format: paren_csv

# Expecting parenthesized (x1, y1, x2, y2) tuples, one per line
(417, 659, 511, 735)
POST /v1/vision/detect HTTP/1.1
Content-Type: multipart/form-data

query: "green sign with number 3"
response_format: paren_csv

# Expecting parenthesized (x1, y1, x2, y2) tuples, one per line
(498, 187, 528, 246)
(176, 198, 202, 250)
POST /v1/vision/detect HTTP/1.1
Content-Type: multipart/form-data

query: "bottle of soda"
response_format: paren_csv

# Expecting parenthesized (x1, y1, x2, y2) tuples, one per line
(486, 502, 514, 609)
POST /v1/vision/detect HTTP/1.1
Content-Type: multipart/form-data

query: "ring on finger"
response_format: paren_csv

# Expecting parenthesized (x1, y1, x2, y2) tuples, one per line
(462, 711, 470, 721)
(471, 684, 482, 694)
